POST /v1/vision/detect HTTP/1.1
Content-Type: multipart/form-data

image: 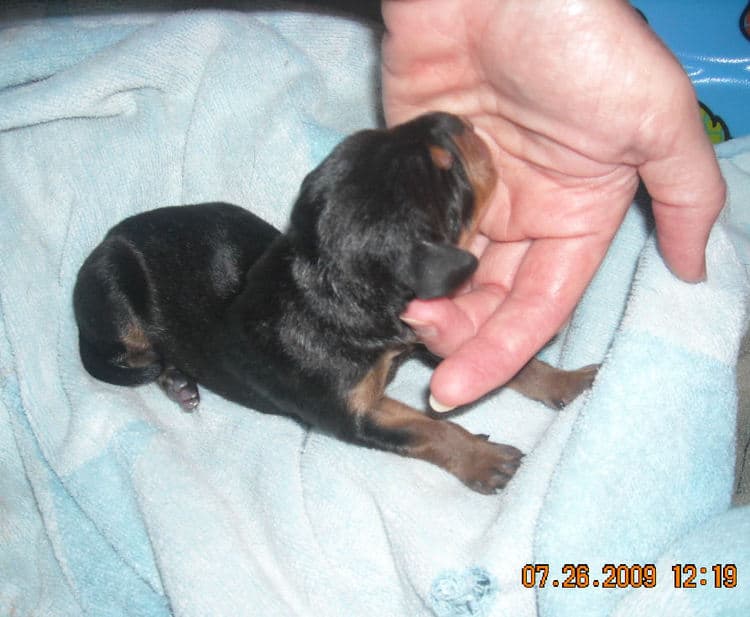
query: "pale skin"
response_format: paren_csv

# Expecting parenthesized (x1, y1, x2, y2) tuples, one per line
(382, 0, 726, 410)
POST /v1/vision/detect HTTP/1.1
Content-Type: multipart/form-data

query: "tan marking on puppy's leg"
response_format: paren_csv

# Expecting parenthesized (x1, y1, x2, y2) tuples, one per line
(347, 349, 401, 414)
(507, 358, 598, 410)
(366, 397, 523, 494)
(347, 349, 522, 493)
(121, 322, 158, 368)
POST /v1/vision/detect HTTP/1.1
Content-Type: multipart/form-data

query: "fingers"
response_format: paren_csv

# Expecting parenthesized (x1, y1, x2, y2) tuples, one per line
(402, 286, 506, 357)
(638, 117, 725, 283)
(426, 234, 612, 410)
(381, 0, 490, 127)
(400, 238, 524, 356)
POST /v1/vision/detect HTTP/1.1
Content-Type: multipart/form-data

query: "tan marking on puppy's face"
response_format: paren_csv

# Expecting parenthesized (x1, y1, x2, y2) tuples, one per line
(452, 121, 497, 248)
(429, 145, 454, 170)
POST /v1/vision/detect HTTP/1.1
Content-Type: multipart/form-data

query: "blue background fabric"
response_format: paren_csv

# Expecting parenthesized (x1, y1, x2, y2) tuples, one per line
(1, 6, 749, 617)
(635, 0, 750, 142)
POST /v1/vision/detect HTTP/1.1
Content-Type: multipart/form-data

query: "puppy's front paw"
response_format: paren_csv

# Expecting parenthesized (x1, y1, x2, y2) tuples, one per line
(158, 367, 200, 412)
(455, 437, 523, 494)
(540, 364, 599, 410)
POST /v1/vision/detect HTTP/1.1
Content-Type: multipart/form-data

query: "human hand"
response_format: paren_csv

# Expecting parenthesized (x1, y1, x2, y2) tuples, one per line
(381, 0, 725, 410)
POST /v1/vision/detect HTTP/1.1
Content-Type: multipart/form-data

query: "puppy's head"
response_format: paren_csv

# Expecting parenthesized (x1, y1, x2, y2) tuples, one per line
(290, 112, 497, 301)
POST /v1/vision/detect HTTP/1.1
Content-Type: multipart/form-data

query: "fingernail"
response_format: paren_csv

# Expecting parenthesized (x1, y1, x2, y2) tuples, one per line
(401, 317, 437, 339)
(696, 265, 707, 283)
(429, 393, 455, 413)
(401, 317, 427, 327)
(685, 262, 707, 284)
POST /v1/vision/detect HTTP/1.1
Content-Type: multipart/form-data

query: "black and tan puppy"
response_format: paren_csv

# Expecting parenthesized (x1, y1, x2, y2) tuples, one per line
(74, 112, 595, 493)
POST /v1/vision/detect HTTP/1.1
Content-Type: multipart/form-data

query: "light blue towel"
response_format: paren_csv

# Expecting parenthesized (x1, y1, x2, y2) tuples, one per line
(1, 10, 749, 617)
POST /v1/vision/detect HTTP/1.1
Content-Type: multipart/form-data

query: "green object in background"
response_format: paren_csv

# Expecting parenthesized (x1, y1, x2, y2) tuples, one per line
(634, 1, 749, 142)
(700, 102, 731, 144)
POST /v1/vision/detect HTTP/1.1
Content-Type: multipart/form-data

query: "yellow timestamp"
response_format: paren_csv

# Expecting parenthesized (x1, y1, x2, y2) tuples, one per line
(672, 564, 738, 588)
(521, 563, 738, 589)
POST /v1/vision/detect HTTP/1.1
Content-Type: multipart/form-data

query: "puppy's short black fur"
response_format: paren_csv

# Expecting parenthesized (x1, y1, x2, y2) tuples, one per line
(74, 112, 595, 493)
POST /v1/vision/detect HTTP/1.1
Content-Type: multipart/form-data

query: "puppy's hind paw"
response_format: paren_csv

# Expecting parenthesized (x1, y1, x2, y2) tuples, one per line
(158, 367, 200, 412)
(540, 364, 599, 410)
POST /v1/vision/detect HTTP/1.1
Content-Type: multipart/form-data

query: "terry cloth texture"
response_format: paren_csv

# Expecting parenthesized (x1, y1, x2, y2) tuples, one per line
(1, 9, 749, 617)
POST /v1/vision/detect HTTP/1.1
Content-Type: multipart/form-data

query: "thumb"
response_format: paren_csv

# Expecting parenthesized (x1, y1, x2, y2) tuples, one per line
(638, 109, 725, 282)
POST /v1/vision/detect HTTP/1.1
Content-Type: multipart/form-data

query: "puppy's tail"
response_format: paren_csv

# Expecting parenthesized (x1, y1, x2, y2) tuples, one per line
(78, 334, 162, 387)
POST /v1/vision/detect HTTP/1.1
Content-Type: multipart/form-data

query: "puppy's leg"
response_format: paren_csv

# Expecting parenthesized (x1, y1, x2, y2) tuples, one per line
(507, 358, 598, 410)
(343, 350, 520, 492)
(77, 331, 162, 386)
(348, 397, 523, 494)
(74, 238, 163, 386)
(158, 367, 200, 412)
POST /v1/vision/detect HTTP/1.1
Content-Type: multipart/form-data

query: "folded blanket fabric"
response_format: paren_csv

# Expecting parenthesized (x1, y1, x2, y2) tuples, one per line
(1, 9, 749, 617)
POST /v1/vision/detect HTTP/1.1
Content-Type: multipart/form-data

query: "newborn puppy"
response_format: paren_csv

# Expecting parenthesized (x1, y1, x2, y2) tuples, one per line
(74, 112, 596, 493)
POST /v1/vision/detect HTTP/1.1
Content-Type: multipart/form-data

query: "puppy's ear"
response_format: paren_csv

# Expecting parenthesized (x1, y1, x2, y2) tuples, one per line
(408, 241, 478, 299)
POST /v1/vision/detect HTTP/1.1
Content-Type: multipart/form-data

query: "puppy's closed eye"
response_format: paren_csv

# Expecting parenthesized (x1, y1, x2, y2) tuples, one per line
(407, 240, 477, 299)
